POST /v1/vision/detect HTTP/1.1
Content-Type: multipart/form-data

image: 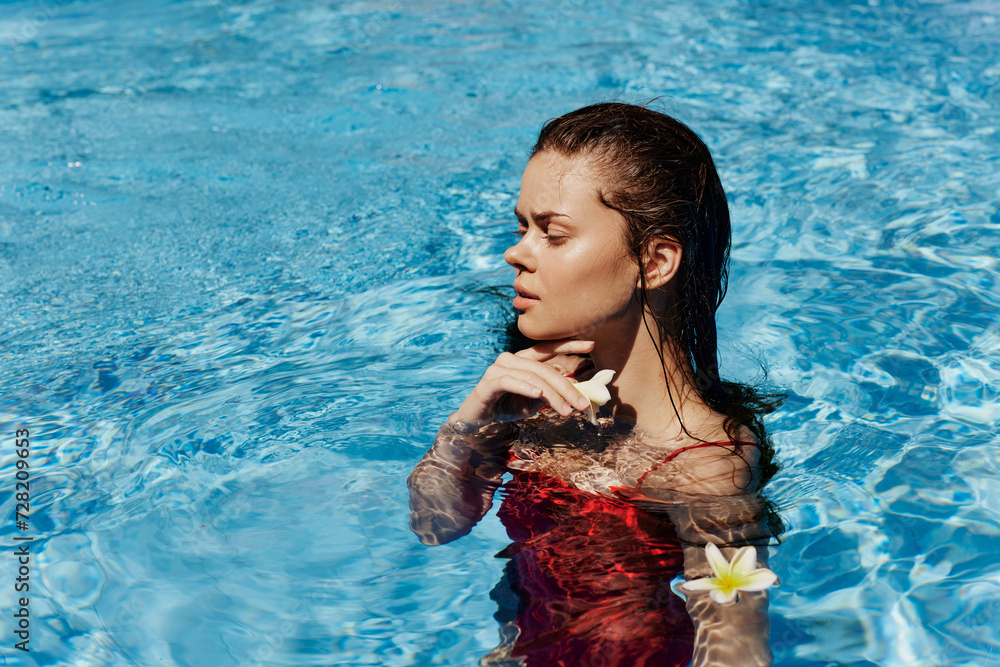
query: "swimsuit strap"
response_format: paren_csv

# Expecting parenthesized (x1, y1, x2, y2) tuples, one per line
(635, 441, 759, 490)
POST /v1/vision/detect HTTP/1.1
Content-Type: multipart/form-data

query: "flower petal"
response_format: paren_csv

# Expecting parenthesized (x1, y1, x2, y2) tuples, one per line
(590, 369, 615, 385)
(709, 588, 738, 605)
(583, 402, 597, 425)
(704, 542, 729, 579)
(730, 546, 758, 578)
(736, 569, 778, 592)
(573, 370, 615, 407)
(575, 380, 611, 405)
(680, 577, 720, 592)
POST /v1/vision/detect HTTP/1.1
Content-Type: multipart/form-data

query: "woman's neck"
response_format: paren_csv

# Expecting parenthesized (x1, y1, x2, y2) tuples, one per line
(587, 312, 708, 440)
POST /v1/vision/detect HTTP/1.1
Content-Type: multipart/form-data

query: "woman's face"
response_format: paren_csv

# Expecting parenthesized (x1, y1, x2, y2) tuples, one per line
(505, 151, 640, 341)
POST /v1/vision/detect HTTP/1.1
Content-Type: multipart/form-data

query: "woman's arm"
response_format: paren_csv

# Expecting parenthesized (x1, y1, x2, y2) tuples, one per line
(674, 448, 773, 665)
(681, 542, 772, 667)
(406, 420, 516, 545)
(408, 340, 595, 546)
(625, 449, 776, 666)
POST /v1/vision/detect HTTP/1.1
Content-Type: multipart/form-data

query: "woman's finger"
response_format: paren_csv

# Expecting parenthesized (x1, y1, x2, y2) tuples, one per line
(453, 346, 601, 423)
(545, 354, 594, 378)
(490, 355, 592, 412)
(482, 373, 545, 403)
(483, 368, 569, 410)
(453, 369, 549, 423)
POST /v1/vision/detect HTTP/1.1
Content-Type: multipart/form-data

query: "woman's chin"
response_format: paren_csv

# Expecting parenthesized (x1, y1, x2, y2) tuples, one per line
(517, 318, 584, 342)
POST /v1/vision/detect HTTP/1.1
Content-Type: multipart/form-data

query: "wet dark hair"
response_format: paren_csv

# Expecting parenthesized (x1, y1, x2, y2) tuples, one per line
(528, 101, 785, 486)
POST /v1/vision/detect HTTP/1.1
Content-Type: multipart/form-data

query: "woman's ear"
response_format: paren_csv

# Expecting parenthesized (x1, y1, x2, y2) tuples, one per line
(639, 237, 682, 289)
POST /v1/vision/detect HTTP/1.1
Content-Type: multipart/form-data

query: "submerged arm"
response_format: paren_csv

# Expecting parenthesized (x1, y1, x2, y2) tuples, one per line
(631, 446, 776, 666)
(681, 540, 772, 667)
(406, 419, 516, 546)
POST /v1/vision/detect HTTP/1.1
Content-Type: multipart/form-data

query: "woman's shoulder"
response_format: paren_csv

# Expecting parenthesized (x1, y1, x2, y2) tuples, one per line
(644, 409, 756, 451)
(638, 416, 761, 496)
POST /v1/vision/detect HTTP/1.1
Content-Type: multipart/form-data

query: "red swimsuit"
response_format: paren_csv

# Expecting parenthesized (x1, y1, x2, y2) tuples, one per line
(492, 442, 756, 667)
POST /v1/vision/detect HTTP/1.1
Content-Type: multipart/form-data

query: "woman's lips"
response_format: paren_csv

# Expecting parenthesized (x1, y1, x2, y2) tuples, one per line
(513, 295, 538, 309)
(513, 285, 539, 310)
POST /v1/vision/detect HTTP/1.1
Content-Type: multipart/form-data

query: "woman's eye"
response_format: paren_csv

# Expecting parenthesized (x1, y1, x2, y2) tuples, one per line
(508, 229, 566, 245)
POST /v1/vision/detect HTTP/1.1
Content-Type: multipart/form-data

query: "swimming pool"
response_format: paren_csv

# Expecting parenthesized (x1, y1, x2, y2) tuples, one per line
(1, 0, 998, 664)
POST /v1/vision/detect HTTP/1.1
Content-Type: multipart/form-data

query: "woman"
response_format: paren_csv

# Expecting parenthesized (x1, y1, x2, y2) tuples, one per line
(408, 102, 783, 666)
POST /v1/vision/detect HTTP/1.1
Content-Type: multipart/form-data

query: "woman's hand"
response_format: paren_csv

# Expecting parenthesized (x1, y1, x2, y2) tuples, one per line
(450, 339, 596, 425)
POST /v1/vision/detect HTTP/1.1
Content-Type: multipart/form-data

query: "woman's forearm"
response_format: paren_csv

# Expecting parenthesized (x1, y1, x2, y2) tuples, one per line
(685, 584, 772, 667)
(636, 494, 774, 666)
(681, 540, 772, 666)
(406, 420, 515, 546)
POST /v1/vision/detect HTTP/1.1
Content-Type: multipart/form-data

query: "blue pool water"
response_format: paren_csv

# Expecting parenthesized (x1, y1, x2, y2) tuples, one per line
(1, 0, 999, 664)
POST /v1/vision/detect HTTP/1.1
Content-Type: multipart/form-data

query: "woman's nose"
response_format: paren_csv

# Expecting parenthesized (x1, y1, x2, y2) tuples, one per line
(504, 238, 532, 272)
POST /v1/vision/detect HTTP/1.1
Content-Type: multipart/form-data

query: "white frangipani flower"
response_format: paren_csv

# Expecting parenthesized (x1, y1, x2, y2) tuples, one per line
(572, 369, 615, 425)
(680, 543, 777, 604)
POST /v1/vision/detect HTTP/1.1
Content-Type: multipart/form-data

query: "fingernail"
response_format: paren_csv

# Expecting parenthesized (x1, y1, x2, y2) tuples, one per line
(577, 398, 590, 410)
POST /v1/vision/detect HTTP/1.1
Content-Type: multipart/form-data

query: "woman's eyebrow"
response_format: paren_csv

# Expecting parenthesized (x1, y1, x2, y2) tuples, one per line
(513, 208, 572, 223)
